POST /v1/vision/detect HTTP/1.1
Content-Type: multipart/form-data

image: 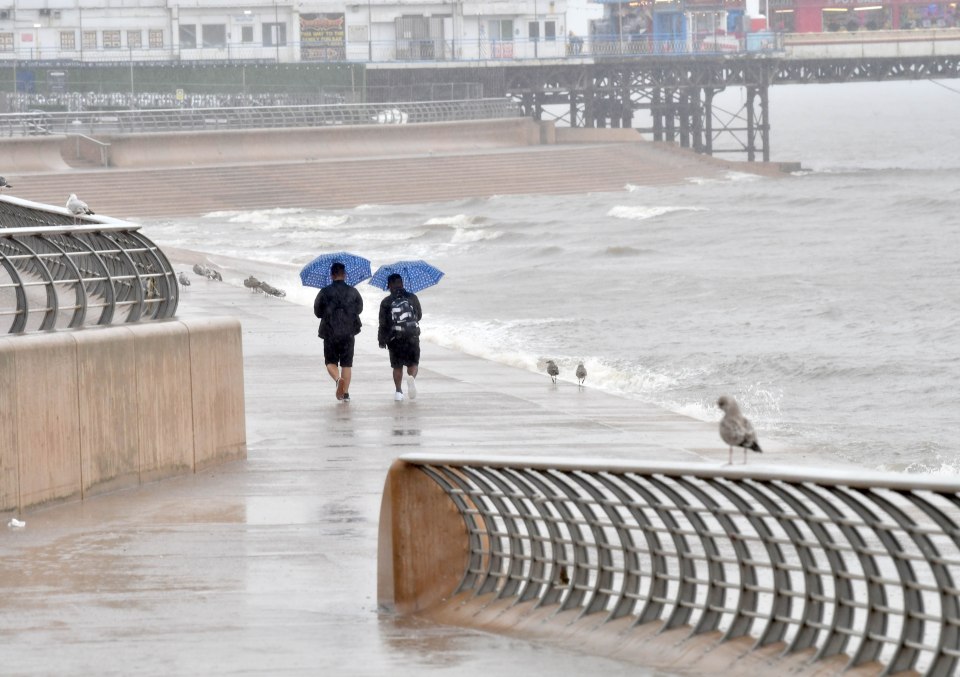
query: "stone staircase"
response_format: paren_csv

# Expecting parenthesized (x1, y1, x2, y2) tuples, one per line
(7, 142, 780, 221)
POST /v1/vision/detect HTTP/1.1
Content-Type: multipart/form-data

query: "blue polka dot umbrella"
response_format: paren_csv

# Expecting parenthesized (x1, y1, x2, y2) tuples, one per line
(299, 251, 372, 288)
(369, 260, 445, 293)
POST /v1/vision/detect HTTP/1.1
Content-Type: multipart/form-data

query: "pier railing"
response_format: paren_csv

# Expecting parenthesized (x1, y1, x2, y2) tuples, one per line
(0, 197, 178, 333)
(379, 455, 960, 676)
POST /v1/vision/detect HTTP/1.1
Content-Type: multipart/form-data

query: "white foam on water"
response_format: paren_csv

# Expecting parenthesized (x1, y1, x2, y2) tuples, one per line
(607, 205, 707, 221)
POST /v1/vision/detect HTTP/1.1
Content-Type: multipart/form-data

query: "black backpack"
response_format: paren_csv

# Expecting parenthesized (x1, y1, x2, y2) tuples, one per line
(389, 295, 419, 341)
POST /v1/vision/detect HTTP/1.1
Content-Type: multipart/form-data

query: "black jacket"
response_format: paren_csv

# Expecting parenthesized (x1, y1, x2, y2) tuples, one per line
(378, 288, 422, 346)
(314, 280, 363, 339)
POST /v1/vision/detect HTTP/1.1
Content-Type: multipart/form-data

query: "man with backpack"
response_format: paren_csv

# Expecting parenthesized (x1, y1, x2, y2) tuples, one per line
(377, 273, 422, 401)
(314, 262, 364, 402)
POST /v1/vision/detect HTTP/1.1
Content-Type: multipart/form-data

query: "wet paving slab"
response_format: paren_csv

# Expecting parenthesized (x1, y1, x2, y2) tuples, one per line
(0, 275, 835, 676)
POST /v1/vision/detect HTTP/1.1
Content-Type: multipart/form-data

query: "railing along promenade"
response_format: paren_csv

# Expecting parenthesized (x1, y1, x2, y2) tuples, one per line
(0, 98, 519, 138)
(379, 455, 960, 675)
(0, 197, 178, 332)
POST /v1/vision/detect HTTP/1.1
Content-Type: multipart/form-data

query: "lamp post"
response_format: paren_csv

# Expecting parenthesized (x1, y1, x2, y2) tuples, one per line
(78, 6, 83, 61)
(274, 0, 280, 62)
(32, 23, 40, 60)
(367, 0, 372, 62)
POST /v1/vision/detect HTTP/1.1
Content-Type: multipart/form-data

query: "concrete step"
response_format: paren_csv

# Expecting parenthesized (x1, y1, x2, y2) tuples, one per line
(6, 143, 748, 219)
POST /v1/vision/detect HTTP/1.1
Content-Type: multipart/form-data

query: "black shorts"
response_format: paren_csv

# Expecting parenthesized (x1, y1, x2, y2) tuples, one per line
(323, 336, 355, 367)
(387, 339, 420, 369)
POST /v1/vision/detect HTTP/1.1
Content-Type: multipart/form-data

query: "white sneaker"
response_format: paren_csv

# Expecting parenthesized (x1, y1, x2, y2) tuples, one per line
(406, 376, 417, 400)
(394, 391, 405, 401)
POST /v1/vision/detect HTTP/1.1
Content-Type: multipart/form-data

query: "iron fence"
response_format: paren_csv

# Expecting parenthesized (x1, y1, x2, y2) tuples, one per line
(0, 98, 519, 137)
(395, 455, 960, 676)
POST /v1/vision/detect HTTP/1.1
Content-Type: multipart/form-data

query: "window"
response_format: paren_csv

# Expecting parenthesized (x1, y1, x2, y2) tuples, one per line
(60, 31, 76, 50)
(127, 30, 141, 48)
(149, 29, 163, 48)
(241, 26, 253, 43)
(262, 23, 286, 46)
(103, 30, 120, 48)
(545, 20, 556, 40)
(82, 31, 97, 49)
(489, 19, 513, 40)
(528, 21, 539, 41)
(179, 24, 197, 48)
(0, 32, 12, 52)
(201, 24, 226, 47)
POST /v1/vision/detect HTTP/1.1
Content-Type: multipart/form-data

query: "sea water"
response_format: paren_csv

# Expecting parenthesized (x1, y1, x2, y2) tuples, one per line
(145, 80, 960, 474)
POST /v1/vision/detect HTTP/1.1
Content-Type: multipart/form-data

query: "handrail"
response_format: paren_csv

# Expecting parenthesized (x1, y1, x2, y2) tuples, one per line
(0, 196, 178, 333)
(0, 99, 521, 138)
(379, 455, 960, 676)
(69, 133, 112, 167)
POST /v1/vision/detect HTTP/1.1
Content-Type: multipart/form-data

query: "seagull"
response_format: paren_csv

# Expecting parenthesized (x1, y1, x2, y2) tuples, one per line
(66, 193, 94, 223)
(243, 275, 262, 292)
(0, 177, 12, 191)
(717, 395, 763, 465)
(177, 272, 191, 288)
(576, 362, 587, 387)
(546, 360, 559, 384)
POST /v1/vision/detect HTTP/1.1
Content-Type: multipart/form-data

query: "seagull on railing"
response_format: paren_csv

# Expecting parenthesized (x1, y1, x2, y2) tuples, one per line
(0, 177, 12, 191)
(66, 193, 94, 223)
(718, 395, 763, 465)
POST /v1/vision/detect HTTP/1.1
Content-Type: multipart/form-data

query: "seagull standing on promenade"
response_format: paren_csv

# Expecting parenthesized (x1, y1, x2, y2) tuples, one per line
(717, 395, 763, 465)
(177, 272, 191, 289)
(0, 177, 13, 191)
(546, 360, 559, 384)
(66, 193, 94, 223)
(576, 362, 587, 387)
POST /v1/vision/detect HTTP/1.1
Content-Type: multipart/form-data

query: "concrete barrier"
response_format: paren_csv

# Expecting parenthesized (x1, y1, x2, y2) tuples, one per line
(104, 118, 546, 169)
(0, 318, 246, 513)
(0, 136, 71, 172)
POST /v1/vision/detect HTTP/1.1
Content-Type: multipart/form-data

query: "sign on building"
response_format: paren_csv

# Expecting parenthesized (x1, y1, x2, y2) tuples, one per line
(300, 13, 346, 61)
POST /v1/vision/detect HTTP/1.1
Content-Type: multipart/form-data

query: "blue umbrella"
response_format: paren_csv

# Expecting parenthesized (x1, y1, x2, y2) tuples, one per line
(300, 251, 371, 288)
(369, 260, 445, 293)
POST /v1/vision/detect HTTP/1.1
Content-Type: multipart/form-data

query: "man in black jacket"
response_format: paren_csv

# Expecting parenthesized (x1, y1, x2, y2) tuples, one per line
(314, 262, 363, 401)
(377, 274, 422, 401)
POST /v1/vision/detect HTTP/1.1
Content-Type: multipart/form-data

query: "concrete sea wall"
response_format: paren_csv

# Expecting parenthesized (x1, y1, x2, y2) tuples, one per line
(0, 317, 246, 512)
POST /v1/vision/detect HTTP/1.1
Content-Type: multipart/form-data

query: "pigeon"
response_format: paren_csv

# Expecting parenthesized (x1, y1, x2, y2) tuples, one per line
(0, 177, 12, 190)
(243, 275, 262, 292)
(717, 395, 763, 465)
(576, 362, 587, 387)
(177, 272, 191, 288)
(66, 193, 94, 216)
(546, 360, 559, 384)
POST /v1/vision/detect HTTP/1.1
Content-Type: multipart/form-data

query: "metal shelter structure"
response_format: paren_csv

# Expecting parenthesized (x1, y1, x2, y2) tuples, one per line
(0, 197, 178, 334)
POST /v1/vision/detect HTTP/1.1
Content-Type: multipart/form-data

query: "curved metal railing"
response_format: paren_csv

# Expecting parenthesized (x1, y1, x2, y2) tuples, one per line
(384, 455, 960, 676)
(0, 197, 178, 333)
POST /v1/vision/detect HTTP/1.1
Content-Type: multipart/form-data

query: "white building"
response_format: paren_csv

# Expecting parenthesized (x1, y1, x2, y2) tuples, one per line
(0, 0, 574, 62)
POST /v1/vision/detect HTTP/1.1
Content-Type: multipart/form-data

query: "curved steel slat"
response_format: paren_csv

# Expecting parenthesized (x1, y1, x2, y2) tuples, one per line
(506, 468, 570, 608)
(644, 475, 728, 636)
(594, 472, 668, 624)
(458, 466, 529, 601)
(9, 237, 59, 331)
(807, 484, 889, 669)
(766, 481, 857, 661)
(620, 473, 698, 630)
(737, 479, 825, 653)
(478, 468, 548, 605)
(0, 247, 28, 334)
(37, 235, 87, 328)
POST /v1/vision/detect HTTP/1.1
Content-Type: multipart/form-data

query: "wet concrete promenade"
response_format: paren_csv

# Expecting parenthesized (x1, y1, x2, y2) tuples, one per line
(0, 275, 821, 676)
